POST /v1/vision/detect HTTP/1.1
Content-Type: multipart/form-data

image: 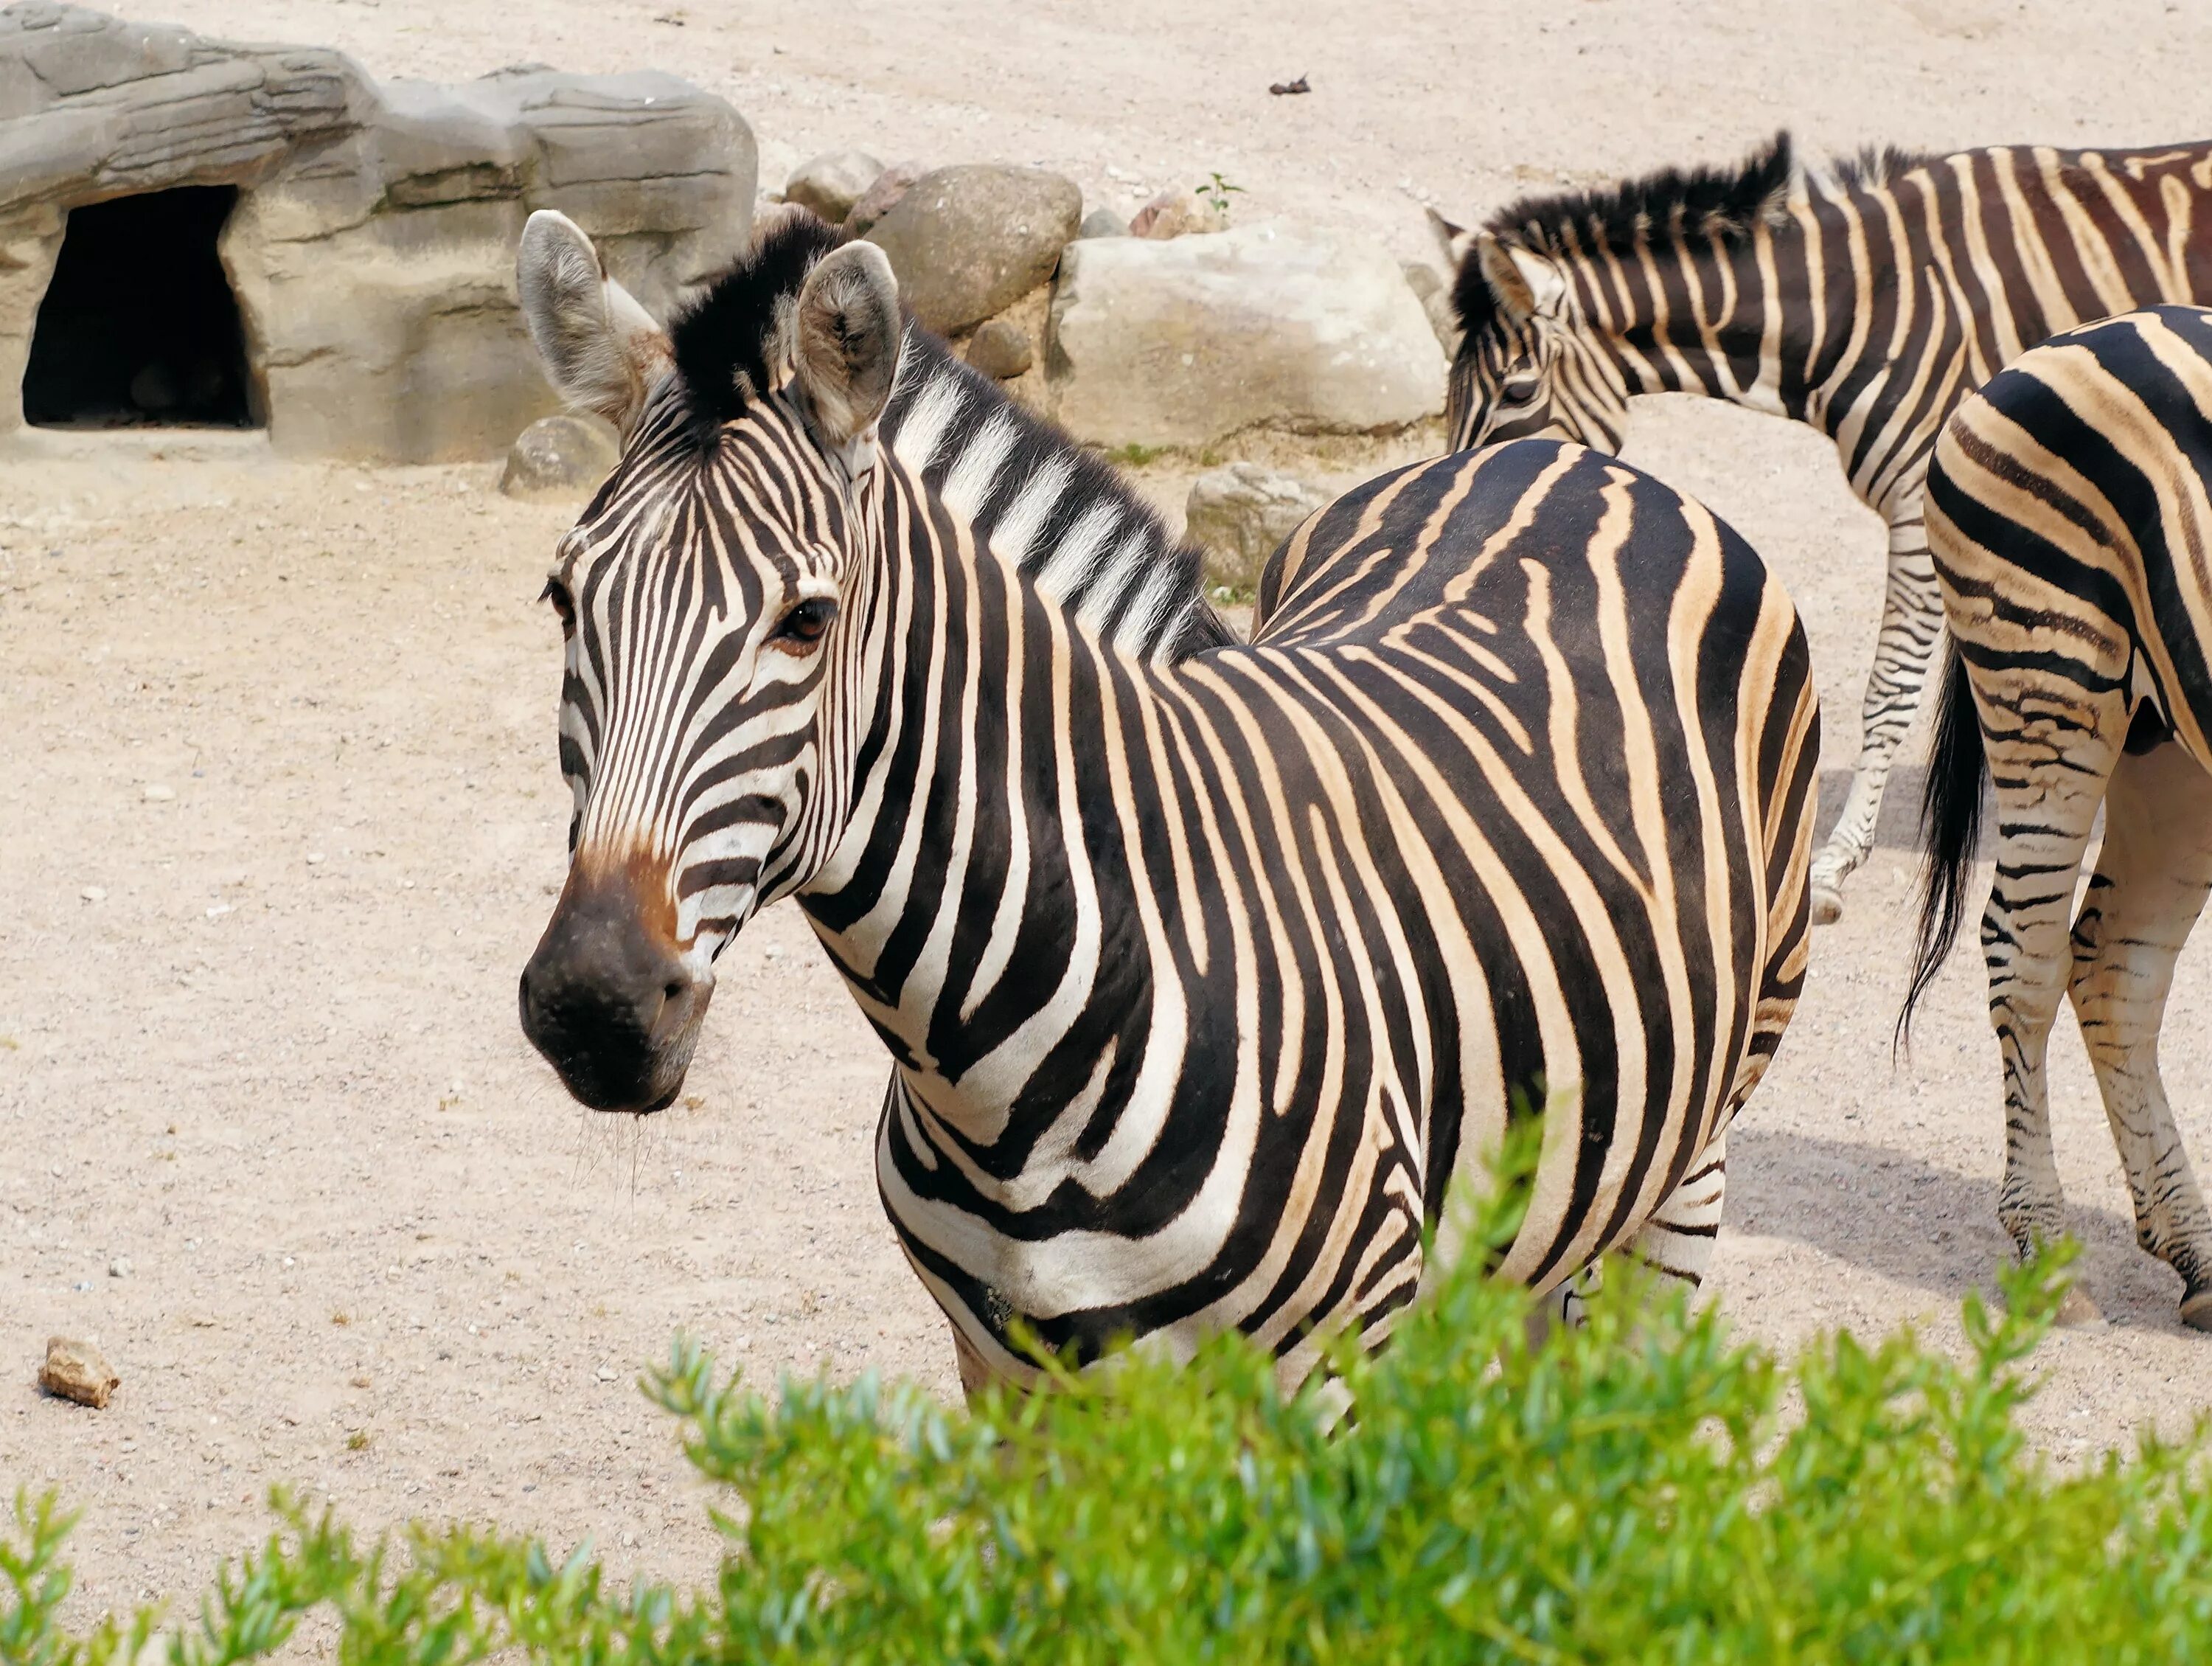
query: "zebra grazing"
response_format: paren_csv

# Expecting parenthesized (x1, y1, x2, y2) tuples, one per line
(1433, 131, 2212, 926)
(1905, 305, 2212, 1330)
(510, 206, 1822, 1393)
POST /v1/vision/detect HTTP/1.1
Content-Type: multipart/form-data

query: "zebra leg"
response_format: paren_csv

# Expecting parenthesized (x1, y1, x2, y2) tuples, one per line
(2066, 741, 2212, 1329)
(1981, 701, 2120, 1326)
(1626, 1131, 1728, 1292)
(1809, 513, 1944, 924)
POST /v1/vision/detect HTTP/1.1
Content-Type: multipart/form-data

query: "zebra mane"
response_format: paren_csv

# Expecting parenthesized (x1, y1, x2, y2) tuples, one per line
(883, 333, 1231, 662)
(1455, 131, 1936, 339)
(1455, 131, 1798, 338)
(663, 208, 1226, 663)
(667, 209, 847, 439)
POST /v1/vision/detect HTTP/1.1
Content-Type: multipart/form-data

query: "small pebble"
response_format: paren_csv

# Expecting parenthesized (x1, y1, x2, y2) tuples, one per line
(80, 885, 106, 903)
(306, 852, 325, 865)
(108, 1257, 131, 1279)
(142, 783, 175, 802)
(595, 1365, 617, 1382)
(72, 1280, 93, 1292)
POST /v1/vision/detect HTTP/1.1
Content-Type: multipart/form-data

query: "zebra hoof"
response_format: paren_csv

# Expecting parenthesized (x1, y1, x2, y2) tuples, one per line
(2054, 1285, 2107, 1328)
(1808, 882, 1844, 926)
(2179, 1288, 2212, 1333)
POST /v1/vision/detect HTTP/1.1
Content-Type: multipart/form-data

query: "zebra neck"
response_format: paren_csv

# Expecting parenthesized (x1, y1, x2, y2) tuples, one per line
(1554, 198, 1868, 426)
(798, 501, 1185, 1150)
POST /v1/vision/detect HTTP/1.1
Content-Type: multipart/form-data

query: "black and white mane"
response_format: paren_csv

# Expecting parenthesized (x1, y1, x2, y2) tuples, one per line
(667, 212, 1230, 662)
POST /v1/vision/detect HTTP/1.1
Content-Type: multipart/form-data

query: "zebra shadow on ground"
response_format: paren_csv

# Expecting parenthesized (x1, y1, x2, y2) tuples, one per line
(1726, 1126, 2189, 1333)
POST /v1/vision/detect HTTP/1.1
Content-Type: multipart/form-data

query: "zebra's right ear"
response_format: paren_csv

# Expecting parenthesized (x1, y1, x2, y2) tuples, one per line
(516, 209, 672, 437)
(790, 240, 902, 479)
(1473, 232, 1565, 324)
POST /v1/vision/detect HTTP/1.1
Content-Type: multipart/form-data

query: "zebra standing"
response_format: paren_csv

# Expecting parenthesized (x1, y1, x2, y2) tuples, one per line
(1434, 132, 2212, 924)
(1905, 304, 2212, 1331)
(510, 206, 1821, 1393)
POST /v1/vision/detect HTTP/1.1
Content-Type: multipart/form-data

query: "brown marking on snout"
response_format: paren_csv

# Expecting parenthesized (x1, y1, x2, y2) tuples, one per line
(518, 843, 712, 1115)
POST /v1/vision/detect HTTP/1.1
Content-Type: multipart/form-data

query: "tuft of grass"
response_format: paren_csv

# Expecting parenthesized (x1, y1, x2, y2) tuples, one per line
(344, 1431, 370, 1453)
(1104, 442, 1167, 468)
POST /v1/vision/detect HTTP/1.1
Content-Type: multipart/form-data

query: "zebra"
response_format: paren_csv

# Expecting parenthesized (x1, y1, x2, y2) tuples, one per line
(1904, 303, 2212, 1332)
(1432, 131, 2212, 926)
(509, 205, 1822, 1395)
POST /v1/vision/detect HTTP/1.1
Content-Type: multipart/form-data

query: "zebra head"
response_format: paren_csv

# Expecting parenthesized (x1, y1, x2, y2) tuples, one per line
(1436, 218, 1627, 456)
(510, 209, 900, 1114)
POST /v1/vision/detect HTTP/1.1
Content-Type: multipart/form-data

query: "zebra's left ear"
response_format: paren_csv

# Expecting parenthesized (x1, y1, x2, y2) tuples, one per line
(790, 240, 902, 478)
(1473, 232, 1567, 324)
(1427, 206, 1475, 272)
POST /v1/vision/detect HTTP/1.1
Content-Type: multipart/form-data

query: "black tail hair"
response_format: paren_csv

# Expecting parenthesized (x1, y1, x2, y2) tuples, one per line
(1896, 645, 1987, 1048)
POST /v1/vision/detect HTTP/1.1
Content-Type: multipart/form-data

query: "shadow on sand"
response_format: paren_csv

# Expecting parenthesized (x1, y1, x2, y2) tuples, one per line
(1728, 1125, 2188, 1332)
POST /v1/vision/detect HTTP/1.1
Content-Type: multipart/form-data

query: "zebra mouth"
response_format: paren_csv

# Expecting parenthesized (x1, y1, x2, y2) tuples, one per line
(517, 859, 714, 1115)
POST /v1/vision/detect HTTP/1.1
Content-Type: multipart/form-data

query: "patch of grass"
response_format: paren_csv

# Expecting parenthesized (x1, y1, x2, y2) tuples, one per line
(330, 1311, 350, 1327)
(344, 1430, 370, 1452)
(1104, 442, 1167, 468)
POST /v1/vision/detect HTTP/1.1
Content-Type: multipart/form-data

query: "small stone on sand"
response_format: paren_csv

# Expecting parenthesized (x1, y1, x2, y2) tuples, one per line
(39, 1336, 119, 1409)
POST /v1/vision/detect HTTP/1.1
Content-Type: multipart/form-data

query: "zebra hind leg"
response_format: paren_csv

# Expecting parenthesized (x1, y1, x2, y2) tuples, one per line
(1808, 517, 1944, 924)
(2067, 740, 2212, 1330)
(1978, 689, 2123, 1325)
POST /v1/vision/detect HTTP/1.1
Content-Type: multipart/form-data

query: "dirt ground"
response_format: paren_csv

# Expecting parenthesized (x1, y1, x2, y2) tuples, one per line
(10, 0, 2212, 1628)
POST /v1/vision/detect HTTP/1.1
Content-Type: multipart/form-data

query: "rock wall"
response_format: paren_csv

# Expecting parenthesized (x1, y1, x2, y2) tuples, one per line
(0, 2, 755, 459)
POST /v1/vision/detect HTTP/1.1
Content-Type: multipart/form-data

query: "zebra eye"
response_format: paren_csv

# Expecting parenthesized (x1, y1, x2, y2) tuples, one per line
(540, 576, 577, 637)
(769, 597, 837, 651)
(1498, 379, 1542, 409)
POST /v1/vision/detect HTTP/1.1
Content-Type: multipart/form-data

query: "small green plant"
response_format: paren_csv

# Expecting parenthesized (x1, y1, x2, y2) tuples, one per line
(1196, 170, 1245, 219)
(1104, 442, 1166, 468)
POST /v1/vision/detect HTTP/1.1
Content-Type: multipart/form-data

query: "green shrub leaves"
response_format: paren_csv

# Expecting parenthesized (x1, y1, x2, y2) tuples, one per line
(8, 1199, 2211, 1665)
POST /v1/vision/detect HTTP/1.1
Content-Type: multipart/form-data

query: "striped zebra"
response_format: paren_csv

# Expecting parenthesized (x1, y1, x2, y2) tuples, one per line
(1905, 304, 2212, 1331)
(510, 206, 1821, 1393)
(1433, 131, 2212, 926)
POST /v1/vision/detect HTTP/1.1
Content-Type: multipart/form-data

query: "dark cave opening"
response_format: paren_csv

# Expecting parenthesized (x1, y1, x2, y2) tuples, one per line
(21, 185, 259, 430)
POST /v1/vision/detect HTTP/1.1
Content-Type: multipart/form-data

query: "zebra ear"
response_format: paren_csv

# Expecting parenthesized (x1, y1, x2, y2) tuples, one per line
(516, 209, 671, 437)
(1474, 232, 1566, 324)
(790, 240, 902, 475)
(1427, 206, 1474, 272)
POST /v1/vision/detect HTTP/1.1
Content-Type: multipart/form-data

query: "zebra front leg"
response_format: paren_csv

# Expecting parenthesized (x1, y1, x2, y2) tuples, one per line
(2067, 741, 2212, 1329)
(1809, 514, 1944, 923)
(1981, 704, 2119, 1325)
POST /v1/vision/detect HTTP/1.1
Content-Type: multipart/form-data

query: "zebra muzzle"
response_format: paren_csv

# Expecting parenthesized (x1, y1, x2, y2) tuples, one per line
(517, 861, 712, 1114)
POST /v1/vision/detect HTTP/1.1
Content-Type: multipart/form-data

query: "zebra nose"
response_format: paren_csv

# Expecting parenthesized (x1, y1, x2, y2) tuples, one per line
(518, 870, 711, 1114)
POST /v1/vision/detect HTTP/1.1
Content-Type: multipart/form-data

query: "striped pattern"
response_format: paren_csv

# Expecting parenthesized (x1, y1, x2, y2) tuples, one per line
(1445, 132, 2212, 923)
(532, 229, 1821, 1392)
(1907, 304, 2212, 1328)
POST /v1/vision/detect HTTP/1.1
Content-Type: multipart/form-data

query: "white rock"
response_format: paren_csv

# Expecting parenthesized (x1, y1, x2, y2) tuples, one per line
(79, 885, 105, 903)
(1184, 464, 1332, 591)
(108, 1257, 131, 1278)
(1048, 226, 1447, 448)
(783, 149, 883, 224)
(141, 783, 174, 801)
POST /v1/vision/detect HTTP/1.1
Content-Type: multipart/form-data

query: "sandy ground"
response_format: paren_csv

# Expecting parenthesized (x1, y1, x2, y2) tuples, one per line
(10, 0, 2212, 1630)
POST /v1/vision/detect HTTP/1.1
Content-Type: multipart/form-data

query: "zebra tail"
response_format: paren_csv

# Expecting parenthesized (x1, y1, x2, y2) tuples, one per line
(1896, 644, 1985, 1049)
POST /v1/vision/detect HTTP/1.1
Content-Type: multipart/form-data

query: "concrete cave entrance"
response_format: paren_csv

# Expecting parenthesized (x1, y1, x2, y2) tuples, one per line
(21, 186, 260, 431)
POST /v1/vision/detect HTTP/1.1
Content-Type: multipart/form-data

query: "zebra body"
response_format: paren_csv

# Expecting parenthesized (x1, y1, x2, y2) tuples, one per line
(512, 209, 1820, 1391)
(1440, 132, 2212, 925)
(1907, 304, 2212, 1330)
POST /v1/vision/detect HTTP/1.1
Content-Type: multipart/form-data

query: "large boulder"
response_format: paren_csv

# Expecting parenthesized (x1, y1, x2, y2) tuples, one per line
(1046, 224, 1447, 448)
(0, 1, 755, 461)
(864, 163, 1081, 335)
(1184, 463, 1330, 593)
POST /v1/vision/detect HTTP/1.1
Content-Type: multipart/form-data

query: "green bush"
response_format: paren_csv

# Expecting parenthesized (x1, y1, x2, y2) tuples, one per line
(7, 1176, 2212, 1665)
